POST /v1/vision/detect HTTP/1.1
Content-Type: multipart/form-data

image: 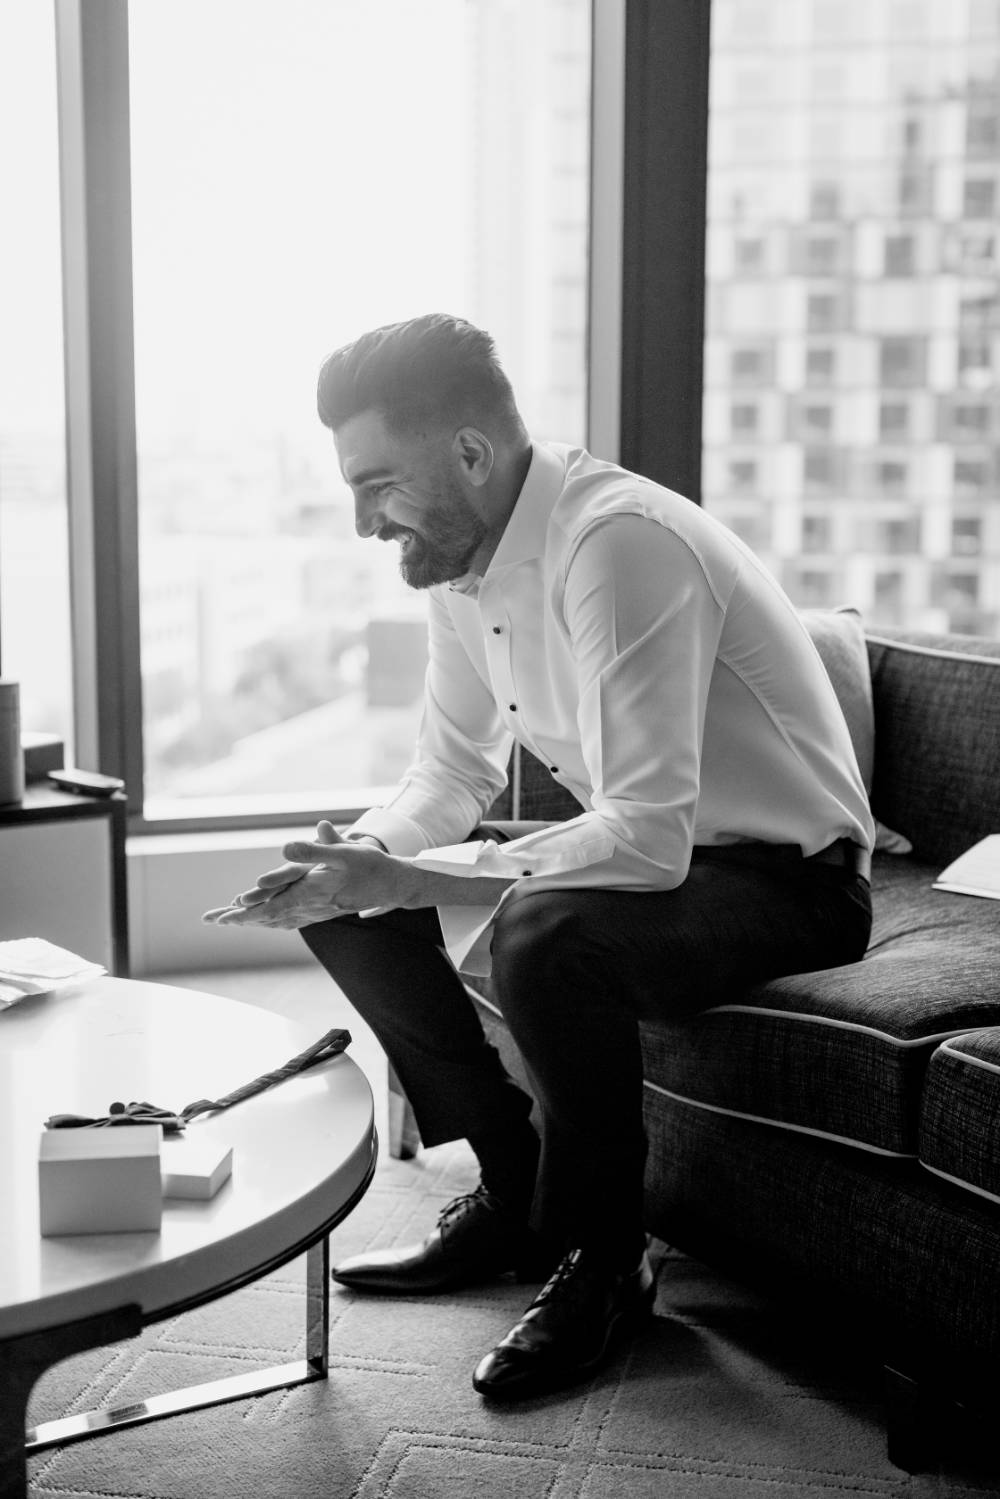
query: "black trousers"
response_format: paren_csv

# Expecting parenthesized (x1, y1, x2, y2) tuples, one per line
(301, 826, 872, 1261)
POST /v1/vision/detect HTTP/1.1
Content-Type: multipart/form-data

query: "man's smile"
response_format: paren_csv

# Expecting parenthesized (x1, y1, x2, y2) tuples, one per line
(377, 524, 418, 551)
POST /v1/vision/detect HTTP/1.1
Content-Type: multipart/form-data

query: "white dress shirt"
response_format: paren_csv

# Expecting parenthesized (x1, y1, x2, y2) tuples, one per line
(352, 442, 874, 970)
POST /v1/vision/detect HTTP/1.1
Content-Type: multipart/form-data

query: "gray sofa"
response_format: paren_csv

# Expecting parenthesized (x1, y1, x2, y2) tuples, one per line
(435, 617, 1000, 1469)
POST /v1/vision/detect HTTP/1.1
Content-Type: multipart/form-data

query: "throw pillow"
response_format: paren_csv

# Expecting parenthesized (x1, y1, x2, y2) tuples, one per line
(799, 606, 912, 856)
(800, 606, 874, 790)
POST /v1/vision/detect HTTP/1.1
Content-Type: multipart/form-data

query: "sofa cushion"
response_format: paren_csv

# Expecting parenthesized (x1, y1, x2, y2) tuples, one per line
(637, 854, 1000, 1157)
(866, 628, 1000, 866)
(920, 1028, 1000, 1206)
(800, 607, 910, 854)
(799, 606, 874, 789)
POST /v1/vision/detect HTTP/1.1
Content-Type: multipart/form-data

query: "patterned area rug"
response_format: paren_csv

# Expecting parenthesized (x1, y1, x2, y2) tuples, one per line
(25, 1139, 1000, 1499)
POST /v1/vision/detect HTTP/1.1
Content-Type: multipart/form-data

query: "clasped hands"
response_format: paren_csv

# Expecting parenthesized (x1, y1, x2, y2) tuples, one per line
(202, 820, 417, 930)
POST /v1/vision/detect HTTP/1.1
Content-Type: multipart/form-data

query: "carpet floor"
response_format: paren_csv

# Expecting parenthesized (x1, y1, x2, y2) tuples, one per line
(23, 965, 1000, 1498)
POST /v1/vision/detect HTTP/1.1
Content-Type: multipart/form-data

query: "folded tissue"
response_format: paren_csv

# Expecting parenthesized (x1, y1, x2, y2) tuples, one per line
(0, 937, 105, 1010)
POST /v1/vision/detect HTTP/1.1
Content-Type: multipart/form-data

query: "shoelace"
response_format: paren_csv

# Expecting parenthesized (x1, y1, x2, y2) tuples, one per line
(437, 1184, 497, 1230)
(535, 1248, 587, 1305)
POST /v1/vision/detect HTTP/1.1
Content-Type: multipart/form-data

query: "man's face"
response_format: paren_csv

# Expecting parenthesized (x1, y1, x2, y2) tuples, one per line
(335, 409, 488, 589)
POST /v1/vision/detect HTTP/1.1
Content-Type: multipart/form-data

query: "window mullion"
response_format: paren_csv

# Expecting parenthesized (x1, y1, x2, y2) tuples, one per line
(55, 0, 144, 813)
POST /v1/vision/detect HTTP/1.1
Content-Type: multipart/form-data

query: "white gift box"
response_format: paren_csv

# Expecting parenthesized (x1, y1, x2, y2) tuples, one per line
(39, 1125, 163, 1236)
(161, 1138, 233, 1200)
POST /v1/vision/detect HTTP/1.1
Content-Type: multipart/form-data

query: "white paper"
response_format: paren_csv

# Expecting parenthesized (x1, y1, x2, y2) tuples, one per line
(0, 938, 106, 1010)
(933, 835, 1000, 900)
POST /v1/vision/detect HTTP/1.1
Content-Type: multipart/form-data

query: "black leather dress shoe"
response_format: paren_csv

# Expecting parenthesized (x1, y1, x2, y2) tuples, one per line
(331, 1185, 550, 1295)
(472, 1246, 656, 1400)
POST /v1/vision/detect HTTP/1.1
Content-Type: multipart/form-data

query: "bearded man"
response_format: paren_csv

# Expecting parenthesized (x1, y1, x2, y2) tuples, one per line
(205, 313, 873, 1401)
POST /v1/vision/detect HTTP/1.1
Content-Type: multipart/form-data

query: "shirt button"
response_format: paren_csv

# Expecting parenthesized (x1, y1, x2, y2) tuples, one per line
(550, 765, 559, 773)
(492, 626, 502, 634)
(509, 703, 517, 712)
(522, 869, 531, 876)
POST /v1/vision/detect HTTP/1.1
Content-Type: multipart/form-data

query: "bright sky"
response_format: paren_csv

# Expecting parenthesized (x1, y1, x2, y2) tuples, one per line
(128, 0, 473, 449)
(0, 0, 65, 435)
(0, 0, 475, 448)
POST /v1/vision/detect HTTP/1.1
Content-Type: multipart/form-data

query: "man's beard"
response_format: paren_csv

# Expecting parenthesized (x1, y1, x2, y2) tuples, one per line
(379, 484, 488, 589)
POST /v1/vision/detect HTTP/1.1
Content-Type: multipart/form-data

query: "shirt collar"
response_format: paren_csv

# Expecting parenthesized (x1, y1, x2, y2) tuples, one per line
(446, 442, 567, 595)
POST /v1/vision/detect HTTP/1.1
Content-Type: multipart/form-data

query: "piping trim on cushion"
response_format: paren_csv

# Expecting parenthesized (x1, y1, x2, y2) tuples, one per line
(920, 1160, 1000, 1208)
(866, 633, 1000, 668)
(938, 1037, 1000, 1076)
(472, 983, 974, 1053)
(642, 1080, 916, 1158)
(700, 1005, 975, 1047)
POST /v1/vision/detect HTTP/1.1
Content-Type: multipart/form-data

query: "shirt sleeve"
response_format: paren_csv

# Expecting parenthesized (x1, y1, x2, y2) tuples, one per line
(412, 513, 728, 895)
(350, 587, 514, 856)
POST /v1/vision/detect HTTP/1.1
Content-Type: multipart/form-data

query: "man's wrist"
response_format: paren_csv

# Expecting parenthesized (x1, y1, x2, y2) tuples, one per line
(395, 860, 514, 910)
(345, 831, 388, 852)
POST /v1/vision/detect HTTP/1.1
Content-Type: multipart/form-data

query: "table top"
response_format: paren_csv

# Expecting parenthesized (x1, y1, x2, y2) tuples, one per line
(0, 976, 376, 1340)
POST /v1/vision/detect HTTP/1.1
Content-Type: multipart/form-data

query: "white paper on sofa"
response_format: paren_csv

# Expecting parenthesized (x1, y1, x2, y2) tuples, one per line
(934, 835, 1000, 900)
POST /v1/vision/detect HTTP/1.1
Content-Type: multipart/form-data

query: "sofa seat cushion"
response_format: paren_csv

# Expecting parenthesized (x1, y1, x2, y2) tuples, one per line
(637, 853, 1000, 1157)
(920, 1028, 1000, 1206)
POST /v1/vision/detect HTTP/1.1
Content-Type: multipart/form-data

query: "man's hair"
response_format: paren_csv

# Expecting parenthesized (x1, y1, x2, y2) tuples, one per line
(316, 313, 526, 441)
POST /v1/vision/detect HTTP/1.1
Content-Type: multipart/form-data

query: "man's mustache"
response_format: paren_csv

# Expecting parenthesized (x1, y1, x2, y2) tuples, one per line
(377, 523, 415, 544)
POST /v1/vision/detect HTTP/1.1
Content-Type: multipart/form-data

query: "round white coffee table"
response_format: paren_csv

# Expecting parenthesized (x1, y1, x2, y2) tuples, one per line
(0, 975, 377, 1499)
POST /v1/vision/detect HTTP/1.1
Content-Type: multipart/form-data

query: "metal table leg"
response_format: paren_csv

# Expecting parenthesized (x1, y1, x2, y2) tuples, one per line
(1, 1304, 141, 1499)
(3, 1238, 330, 1497)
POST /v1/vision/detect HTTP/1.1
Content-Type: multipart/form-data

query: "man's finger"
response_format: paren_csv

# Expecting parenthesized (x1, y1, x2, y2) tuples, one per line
(256, 862, 306, 890)
(213, 905, 261, 926)
(202, 905, 239, 924)
(282, 839, 351, 863)
(237, 885, 277, 906)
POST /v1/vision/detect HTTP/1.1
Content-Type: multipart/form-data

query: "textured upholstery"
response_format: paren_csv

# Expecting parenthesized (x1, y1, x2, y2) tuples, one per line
(640, 1092, 1000, 1362)
(920, 1028, 1000, 1205)
(866, 629, 1000, 866)
(634, 854, 1000, 1155)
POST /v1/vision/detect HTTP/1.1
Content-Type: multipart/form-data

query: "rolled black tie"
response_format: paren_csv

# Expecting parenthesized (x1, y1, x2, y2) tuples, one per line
(44, 1027, 352, 1132)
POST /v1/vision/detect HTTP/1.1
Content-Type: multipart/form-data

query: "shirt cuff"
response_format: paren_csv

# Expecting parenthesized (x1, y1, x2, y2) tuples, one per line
(349, 807, 433, 858)
(412, 824, 616, 879)
(437, 906, 498, 975)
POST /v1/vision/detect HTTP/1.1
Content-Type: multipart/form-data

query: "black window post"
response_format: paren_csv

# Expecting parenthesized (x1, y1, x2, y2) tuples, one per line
(620, 0, 712, 501)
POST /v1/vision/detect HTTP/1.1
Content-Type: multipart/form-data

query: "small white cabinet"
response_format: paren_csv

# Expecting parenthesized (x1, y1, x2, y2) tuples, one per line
(0, 786, 129, 974)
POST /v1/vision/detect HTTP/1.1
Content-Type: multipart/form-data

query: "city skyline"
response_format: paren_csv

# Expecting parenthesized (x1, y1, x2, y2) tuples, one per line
(704, 0, 1000, 635)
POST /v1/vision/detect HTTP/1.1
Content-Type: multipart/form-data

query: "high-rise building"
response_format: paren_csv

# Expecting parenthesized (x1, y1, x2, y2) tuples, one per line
(703, 0, 1000, 635)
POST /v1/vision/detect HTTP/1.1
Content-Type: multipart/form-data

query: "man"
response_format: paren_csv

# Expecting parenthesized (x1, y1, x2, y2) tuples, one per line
(204, 313, 874, 1401)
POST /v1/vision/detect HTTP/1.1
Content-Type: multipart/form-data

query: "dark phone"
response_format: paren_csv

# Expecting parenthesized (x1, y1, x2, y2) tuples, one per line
(47, 768, 126, 797)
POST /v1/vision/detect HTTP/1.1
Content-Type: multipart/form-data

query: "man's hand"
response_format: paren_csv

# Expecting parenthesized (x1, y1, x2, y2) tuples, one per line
(201, 821, 414, 930)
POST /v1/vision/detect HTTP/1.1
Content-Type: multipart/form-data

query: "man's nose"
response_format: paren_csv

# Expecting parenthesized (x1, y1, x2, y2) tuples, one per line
(354, 493, 381, 538)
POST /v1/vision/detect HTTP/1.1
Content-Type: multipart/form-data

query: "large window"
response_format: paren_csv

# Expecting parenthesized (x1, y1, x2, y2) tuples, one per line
(704, 0, 1000, 635)
(21, 0, 1000, 845)
(0, 2, 73, 750)
(128, 0, 592, 820)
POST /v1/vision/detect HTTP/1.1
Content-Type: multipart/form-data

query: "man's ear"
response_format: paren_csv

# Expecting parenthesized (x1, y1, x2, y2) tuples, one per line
(452, 426, 494, 487)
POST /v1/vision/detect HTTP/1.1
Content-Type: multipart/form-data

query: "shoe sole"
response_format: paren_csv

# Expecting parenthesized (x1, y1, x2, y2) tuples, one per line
(332, 1258, 550, 1296)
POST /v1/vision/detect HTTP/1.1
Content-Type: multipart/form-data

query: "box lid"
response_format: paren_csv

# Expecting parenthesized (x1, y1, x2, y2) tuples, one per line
(39, 1125, 162, 1161)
